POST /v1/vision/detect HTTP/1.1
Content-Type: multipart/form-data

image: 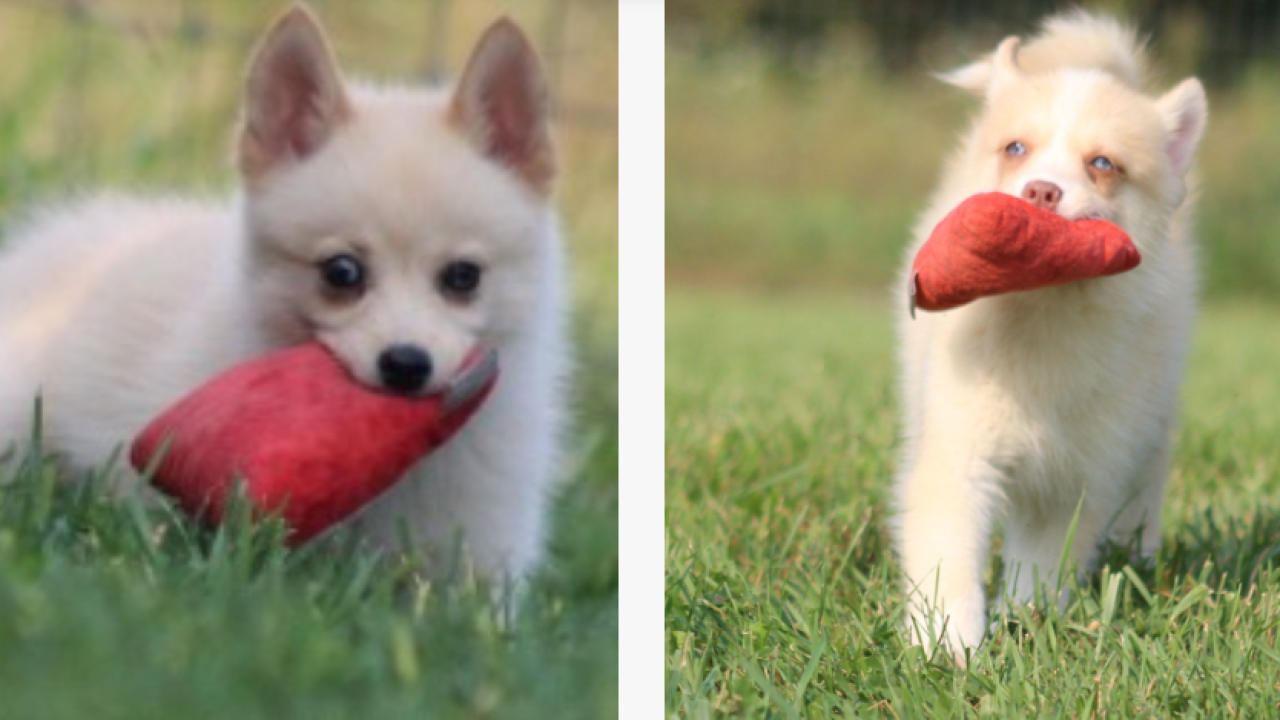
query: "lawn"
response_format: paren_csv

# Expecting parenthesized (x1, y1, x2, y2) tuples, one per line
(666, 288, 1280, 717)
(0, 2, 617, 718)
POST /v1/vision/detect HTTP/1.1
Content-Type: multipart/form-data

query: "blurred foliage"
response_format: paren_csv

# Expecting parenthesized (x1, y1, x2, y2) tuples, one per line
(668, 0, 1280, 88)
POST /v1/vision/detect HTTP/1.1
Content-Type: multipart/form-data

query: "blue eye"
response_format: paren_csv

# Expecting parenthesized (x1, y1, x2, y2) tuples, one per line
(1090, 156, 1115, 172)
(1005, 141, 1027, 157)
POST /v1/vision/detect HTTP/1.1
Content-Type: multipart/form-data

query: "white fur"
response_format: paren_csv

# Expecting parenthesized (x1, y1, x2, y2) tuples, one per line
(0, 8, 568, 584)
(894, 12, 1207, 660)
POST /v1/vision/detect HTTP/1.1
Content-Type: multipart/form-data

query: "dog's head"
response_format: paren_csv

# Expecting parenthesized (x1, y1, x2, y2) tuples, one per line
(941, 27, 1207, 241)
(237, 5, 558, 395)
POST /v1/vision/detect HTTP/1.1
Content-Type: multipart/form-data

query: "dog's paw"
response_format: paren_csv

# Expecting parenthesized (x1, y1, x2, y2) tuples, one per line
(905, 598, 986, 667)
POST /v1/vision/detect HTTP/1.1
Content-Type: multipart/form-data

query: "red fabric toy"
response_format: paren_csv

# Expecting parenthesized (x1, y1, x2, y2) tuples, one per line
(909, 192, 1141, 315)
(130, 344, 498, 545)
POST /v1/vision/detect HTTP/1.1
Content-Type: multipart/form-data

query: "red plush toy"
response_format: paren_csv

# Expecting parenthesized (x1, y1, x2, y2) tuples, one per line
(130, 344, 498, 545)
(909, 192, 1141, 315)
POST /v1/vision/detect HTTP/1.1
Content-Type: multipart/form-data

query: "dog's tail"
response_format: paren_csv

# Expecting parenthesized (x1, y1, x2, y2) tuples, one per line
(940, 10, 1147, 92)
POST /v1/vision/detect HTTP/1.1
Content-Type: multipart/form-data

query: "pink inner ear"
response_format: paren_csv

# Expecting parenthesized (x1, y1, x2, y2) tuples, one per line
(285, 94, 324, 159)
(449, 20, 553, 190)
(264, 60, 326, 160)
(1166, 115, 1199, 174)
(482, 63, 537, 165)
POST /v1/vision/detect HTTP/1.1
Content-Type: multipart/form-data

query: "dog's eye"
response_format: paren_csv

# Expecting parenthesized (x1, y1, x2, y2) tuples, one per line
(438, 260, 483, 300)
(1004, 141, 1027, 157)
(319, 254, 365, 291)
(1090, 155, 1115, 172)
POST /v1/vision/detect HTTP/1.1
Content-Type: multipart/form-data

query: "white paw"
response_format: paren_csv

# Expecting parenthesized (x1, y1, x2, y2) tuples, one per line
(906, 596, 986, 665)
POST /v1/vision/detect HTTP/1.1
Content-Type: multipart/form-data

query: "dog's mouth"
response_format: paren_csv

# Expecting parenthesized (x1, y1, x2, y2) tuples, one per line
(319, 335, 497, 403)
(442, 346, 499, 412)
(366, 346, 498, 404)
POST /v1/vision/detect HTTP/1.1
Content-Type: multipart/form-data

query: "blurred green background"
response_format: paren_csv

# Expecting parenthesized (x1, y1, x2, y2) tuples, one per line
(667, 0, 1280, 299)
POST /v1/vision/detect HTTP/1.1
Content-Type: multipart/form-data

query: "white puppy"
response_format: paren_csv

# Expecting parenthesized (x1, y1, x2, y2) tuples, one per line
(893, 11, 1207, 658)
(0, 5, 569, 583)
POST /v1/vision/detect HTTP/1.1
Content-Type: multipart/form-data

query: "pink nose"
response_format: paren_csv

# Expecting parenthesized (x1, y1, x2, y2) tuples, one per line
(1021, 180, 1062, 212)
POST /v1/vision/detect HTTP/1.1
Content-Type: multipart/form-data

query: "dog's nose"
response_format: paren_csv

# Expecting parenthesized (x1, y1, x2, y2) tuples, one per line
(1021, 180, 1062, 212)
(377, 344, 433, 394)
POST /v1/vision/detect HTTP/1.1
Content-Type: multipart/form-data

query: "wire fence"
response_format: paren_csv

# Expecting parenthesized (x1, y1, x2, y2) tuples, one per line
(668, 0, 1280, 89)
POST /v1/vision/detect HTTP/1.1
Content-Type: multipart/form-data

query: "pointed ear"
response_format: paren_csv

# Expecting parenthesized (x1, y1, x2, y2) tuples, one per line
(1156, 77, 1207, 176)
(239, 5, 351, 180)
(448, 18, 556, 193)
(938, 36, 1022, 96)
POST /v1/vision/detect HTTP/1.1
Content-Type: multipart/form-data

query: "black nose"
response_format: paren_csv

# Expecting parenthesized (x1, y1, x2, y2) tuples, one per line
(377, 344, 433, 394)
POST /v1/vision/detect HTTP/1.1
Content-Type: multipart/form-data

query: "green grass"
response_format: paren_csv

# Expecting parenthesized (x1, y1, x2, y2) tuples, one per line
(666, 289, 1280, 717)
(0, 2, 616, 717)
(1, 407, 617, 720)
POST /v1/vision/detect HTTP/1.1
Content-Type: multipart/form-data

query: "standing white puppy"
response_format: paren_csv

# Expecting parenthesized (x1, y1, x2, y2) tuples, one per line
(0, 5, 569, 583)
(894, 12, 1207, 658)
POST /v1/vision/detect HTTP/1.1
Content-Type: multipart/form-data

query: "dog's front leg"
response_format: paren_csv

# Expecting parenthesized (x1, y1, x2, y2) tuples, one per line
(895, 446, 1001, 662)
(1104, 437, 1171, 559)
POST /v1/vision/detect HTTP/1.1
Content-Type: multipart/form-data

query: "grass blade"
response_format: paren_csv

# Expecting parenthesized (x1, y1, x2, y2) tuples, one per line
(1122, 565, 1154, 606)
(1168, 585, 1209, 625)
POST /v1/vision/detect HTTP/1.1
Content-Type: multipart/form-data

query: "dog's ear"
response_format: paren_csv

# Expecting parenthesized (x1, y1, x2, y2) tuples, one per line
(1156, 77, 1208, 177)
(239, 4, 351, 181)
(938, 36, 1022, 96)
(449, 18, 556, 194)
